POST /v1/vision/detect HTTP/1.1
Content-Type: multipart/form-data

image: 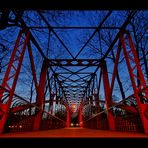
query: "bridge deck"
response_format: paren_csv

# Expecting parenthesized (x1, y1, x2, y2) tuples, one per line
(0, 127, 148, 138)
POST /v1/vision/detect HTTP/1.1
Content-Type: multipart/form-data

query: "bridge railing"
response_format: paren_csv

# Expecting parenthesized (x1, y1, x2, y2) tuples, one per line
(82, 102, 108, 130)
(83, 110, 108, 130)
(82, 86, 148, 133)
(0, 86, 66, 133)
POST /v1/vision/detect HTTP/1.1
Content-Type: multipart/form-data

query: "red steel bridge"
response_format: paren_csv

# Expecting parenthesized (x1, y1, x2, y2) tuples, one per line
(0, 10, 148, 137)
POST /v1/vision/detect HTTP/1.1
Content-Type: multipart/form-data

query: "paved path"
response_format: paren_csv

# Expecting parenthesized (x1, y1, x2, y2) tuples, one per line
(0, 127, 148, 138)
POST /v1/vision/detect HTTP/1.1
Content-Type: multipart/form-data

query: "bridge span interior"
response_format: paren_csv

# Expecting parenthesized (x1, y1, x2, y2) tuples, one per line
(0, 10, 148, 137)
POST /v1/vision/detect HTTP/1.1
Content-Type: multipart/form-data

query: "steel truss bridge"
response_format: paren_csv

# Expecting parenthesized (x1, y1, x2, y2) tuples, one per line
(0, 10, 148, 137)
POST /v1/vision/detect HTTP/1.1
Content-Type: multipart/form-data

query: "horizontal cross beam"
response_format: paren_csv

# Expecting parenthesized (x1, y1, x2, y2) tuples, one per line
(47, 59, 100, 66)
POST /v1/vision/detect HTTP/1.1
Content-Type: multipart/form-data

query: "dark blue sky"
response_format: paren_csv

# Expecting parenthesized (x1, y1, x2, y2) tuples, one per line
(0, 10, 147, 106)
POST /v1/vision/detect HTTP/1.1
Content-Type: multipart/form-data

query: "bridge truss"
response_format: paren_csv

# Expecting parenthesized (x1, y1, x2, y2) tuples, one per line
(0, 10, 148, 134)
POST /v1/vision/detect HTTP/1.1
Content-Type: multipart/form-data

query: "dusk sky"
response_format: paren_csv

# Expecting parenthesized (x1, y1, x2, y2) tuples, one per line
(0, 10, 147, 107)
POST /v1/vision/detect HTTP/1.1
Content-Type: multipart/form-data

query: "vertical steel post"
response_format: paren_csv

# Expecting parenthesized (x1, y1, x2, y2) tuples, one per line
(101, 60, 115, 131)
(60, 97, 62, 116)
(66, 105, 70, 127)
(120, 30, 148, 134)
(50, 93, 54, 115)
(33, 60, 48, 131)
(79, 103, 83, 127)
(94, 93, 99, 128)
(94, 93, 99, 111)
(89, 96, 93, 115)
(0, 30, 30, 133)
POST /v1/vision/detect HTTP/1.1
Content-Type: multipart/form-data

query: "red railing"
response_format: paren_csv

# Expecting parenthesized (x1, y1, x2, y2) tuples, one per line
(82, 89, 147, 133)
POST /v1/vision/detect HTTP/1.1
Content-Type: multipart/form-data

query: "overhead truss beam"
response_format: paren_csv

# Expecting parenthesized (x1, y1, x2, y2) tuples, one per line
(47, 59, 101, 66)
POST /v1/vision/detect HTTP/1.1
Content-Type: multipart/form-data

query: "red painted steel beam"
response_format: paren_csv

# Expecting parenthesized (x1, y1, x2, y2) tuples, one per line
(49, 94, 55, 115)
(64, 103, 71, 127)
(0, 30, 23, 100)
(78, 103, 83, 127)
(47, 59, 100, 66)
(120, 30, 148, 134)
(101, 60, 115, 131)
(0, 30, 30, 133)
(33, 60, 48, 131)
(94, 93, 100, 110)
